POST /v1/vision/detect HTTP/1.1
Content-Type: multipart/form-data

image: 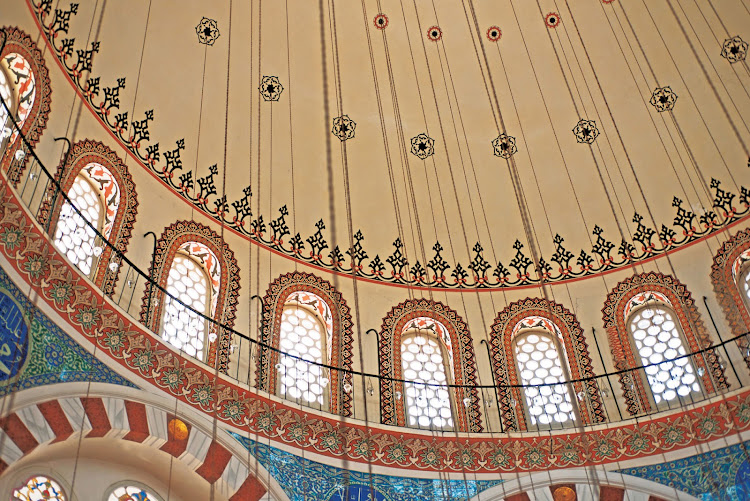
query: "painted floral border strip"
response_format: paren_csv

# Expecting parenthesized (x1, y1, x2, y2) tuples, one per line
(2, 171, 750, 473)
(26, 0, 750, 290)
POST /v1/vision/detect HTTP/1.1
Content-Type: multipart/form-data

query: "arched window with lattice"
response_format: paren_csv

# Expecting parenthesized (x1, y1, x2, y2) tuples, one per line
(276, 292, 332, 408)
(0, 27, 52, 186)
(12, 475, 66, 500)
(711, 229, 750, 370)
(39, 140, 138, 295)
(625, 292, 701, 406)
(603, 272, 727, 415)
(257, 272, 354, 416)
(141, 221, 240, 373)
(0, 60, 16, 155)
(378, 299, 482, 432)
(512, 317, 575, 428)
(490, 298, 604, 432)
(400, 317, 456, 429)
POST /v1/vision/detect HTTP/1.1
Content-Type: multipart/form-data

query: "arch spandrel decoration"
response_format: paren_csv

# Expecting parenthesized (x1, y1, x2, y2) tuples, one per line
(711, 229, 750, 369)
(602, 272, 727, 416)
(0, 26, 52, 186)
(378, 298, 482, 432)
(490, 298, 605, 432)
(256, 271, 354, 416)
(37, 140, 137, 295)
(139, 220, 239, 373)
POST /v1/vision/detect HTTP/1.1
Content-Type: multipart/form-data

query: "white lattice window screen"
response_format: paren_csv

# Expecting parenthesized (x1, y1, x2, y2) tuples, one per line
(401, 333, 453, 429)
(107, 485, 162, 501)
(514, 332, 574, 426)
(162, 253, 210, 360)
(0, 66, 13, 152)
(53, 175, 102, 276)
(278, 304, 328, 406)
(741, 266, 750, 307)
(629, 304, 700, 404)
(12, 475, 66, 500)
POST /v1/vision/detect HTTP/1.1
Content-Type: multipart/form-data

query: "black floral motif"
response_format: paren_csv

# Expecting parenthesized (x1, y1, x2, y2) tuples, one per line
(492, 133, 517, 159)
(332, 115, 356, 141)
(196, 165, 218, 202)
(650, 86, 678, 112)
(346, 230, 368, 270)
(551, 234, 574, 273)
(306, 220, 329, 260)
(721, 36, 748, 63)
(427, 242, 450, 281)
(259, 76, 284, 101)
(591, 226, 614, 265)
(509, 240, 533, 278)
(231, 186, 253, 224)
(410, 133, 435, 159)
(270, 206, 290, 245)
(712, 178, 736, 215)
(573, 119, 599, 144)
(196, 17, 220, 46)
(468, 243, 491, 280)
(386, 238, 408, 277)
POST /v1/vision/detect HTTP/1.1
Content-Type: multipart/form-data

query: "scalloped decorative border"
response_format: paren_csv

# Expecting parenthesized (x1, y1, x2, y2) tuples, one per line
(3, 168, 750, 473)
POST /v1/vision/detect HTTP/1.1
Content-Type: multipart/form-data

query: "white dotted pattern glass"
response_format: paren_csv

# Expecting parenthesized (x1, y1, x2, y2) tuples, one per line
(629, 306, 699, 403)
(162, 254, 209, 360)
(743, 268, 750, 305)
(278, 306, 326, 406)
(108, 485, 161, 501)
(0, 67, 12, 150)
(53, 176, 101, 276)
(515, 333, 574, 426)
(12, 475, 66, 500)
(401, 335, 453, 429)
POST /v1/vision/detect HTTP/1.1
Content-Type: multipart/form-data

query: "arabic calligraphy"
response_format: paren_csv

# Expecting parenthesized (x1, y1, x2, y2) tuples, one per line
(0, 290, 29, 382)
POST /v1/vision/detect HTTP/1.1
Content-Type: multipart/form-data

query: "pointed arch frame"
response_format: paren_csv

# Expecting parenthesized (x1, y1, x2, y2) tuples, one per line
(602, 272, 727, 415)
(490, 298, 604, 431)
(378, 298, 482, 432)
(139, 220, 240, 373)
(256, 271, 354, 416)
(38, 139, 137, 295)
(0, 26, 52, 186)
(710, 229, 750, 369)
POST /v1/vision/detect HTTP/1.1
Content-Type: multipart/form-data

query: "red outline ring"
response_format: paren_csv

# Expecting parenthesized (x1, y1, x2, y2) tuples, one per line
(487, 26, 502, 42)
(374, 14, 389, 30)
(545, 12, 561, 28)
(427, 26, 442, 41)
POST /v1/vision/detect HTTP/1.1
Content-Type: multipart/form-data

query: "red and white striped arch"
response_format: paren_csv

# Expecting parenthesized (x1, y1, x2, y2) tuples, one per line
(0, 395, 268, 500)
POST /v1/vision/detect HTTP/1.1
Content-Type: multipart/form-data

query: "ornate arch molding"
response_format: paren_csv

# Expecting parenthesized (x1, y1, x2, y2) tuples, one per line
(0, 396, 267, 499)
(139, 220, 240, 373)
(710, 229, 750, 369)
(490, 298, 604, 432)
(38, 139, 137, 294)
(602, 272, 727, 416)
(256, 271, 354, 416)
(378, 298, 482, 432)
(1, 26, 52, 186)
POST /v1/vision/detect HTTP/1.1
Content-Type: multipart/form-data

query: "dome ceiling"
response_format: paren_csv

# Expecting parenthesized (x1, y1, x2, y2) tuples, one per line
(28, 0, 750, 290)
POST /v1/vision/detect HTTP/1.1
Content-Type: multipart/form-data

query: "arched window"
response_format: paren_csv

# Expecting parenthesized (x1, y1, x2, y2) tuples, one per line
(277, 292, 332, 407)
(0, 62, 16, 154)
(625, 293, 700, 405)
(141, 221, 240, 372)
(107, 484, 163, 501)
(400, 317, 454, 429)
(711, 230, 750, 370)
(512, 317, 574, 427)
(0, 27, 52, 186)
(161, 242, 220, 361)
(378, 299, 482, 432)
(490, 298, 603, 432)
(12, 475, 66, 500)
(603, 272, 727, 416)
(53, 166, 119, 277)
(39, 140, 137, 295)
(257, 273, 354, 415)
